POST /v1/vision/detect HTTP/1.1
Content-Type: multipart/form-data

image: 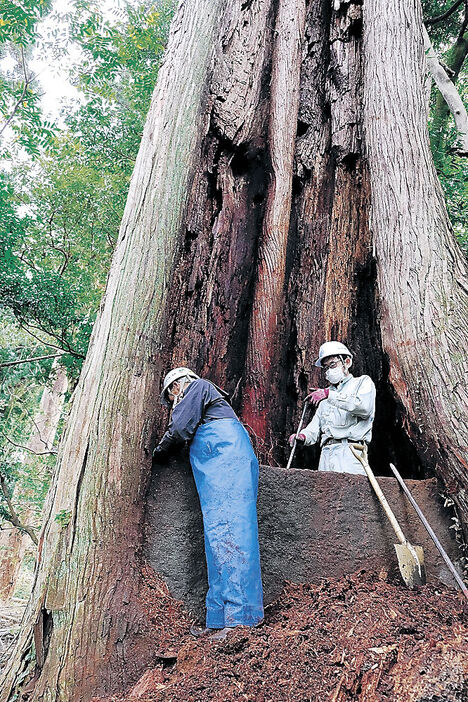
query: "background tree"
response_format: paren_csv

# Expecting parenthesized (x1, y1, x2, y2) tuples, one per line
(0, 362, 67, 603)
(0, 319, 66, 601)
(423, 0, 468, 250)
(1, 1, 467, 701)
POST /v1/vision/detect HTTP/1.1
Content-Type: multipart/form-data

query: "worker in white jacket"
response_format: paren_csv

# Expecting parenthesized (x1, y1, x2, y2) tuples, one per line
(289, 342, 376, 475)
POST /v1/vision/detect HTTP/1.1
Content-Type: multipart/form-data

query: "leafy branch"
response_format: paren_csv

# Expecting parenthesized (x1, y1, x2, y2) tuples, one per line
(0, 46, 37, 136)
(4, 436, 57, 456)
(0, 470, 38, 545)
(0, 353, 65, 368)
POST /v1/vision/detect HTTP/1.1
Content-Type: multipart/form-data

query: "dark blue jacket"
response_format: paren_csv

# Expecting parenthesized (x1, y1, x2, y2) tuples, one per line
(156, 379, 237, 452)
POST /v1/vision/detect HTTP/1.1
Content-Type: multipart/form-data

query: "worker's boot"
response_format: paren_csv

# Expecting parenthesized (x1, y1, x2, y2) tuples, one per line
(208, 626, 235, 641)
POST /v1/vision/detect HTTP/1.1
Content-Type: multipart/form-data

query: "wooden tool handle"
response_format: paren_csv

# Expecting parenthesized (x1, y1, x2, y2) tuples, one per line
(349, 444, 407, 545)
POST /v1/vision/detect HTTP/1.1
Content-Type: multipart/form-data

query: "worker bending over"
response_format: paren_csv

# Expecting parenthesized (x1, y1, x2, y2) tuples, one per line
(289, 342, 376, 475)
(153, 367, 264, 641)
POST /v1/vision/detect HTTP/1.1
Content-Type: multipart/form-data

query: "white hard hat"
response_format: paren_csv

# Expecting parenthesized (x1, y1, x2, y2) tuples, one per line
(160, 367, 199, 406)
(315, 341, 353, 367)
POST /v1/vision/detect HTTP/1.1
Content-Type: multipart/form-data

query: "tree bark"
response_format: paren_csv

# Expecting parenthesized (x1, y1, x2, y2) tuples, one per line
(363, 0, 468, 538)
(242, 0, 306, 454)
(1, 0, 467, 700)
(1, 2, 227, 698)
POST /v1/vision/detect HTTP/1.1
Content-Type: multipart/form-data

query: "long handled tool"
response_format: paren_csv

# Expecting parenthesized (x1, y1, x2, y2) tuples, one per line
(286, 402, 308, 470)
(389, 463, 468, 602)
(349, 443, 426, 589)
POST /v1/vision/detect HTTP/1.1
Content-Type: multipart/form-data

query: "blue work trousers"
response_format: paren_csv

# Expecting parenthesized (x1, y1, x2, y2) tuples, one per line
(189, 418, 264, 628)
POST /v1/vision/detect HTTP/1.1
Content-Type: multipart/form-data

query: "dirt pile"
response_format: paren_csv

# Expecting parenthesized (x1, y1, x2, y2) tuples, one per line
(99, 569, 468, 702)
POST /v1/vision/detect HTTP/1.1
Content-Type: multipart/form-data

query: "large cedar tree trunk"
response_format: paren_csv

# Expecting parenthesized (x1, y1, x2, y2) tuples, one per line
(1, 0, 467, 700)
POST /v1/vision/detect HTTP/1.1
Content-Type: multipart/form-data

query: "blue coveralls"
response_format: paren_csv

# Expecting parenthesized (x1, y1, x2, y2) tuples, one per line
(156, 379, 264, 628)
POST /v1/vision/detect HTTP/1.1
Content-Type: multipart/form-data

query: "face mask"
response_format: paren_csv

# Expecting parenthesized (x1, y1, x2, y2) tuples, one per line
(325, 366, 345, 385)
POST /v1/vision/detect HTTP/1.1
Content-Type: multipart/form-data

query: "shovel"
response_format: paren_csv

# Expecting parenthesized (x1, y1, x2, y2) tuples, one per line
(285, 402, 308, 470)
(389, 463, 468, 602)
(349, 443, 426, 589)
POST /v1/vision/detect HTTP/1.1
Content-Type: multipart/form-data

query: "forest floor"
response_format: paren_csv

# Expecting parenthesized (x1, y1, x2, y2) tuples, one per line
(97, 568, 468, 702)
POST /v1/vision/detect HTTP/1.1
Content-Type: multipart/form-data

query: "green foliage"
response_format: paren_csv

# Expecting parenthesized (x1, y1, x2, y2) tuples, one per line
(0, 315, 54, 529)
(0, 168, 90, 370)
(0, 1, 57, 157)
(422, 0, 466, 49)
(67, 0, 175, 175)
(1, 1, 176, 375)
(422, 0, 468, 251)
(0, 0, 53, 45)
(0, 0, 176, 557)
(54, 508, 71, 527)
(430, 120, 468, 251)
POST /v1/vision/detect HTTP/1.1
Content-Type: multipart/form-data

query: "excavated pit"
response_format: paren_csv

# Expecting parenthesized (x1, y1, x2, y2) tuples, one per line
(144, 458, 463, 621)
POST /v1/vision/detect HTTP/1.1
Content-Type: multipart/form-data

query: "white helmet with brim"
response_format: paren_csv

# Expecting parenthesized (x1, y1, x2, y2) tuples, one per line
(160, 367, 199, 406)
(315, 341, 353, 368)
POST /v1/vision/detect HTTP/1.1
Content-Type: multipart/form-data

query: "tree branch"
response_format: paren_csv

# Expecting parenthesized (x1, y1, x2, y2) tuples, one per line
(0, 47, 37, 136)
(4, 436, 57, 456)
(17, 251, 42, 273)
(0, 472, 38, 545)
(424, 26, 468, 155)
(17, 323, 85, 359)
(0, 353, 64, 368)
(425, 0, 463, 26)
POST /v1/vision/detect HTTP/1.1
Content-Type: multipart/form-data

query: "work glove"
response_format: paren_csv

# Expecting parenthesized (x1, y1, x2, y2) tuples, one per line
(288, 433, 306, 446)
(307, 388, 329, 406)
(152, 445, 168, 464)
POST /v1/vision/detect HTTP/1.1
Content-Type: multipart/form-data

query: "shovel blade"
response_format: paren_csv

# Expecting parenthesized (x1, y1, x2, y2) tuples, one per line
(394, 543, 426, 588)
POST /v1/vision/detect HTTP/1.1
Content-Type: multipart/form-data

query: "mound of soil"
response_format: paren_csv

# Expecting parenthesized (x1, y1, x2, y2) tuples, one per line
(99, 569, 468, 702)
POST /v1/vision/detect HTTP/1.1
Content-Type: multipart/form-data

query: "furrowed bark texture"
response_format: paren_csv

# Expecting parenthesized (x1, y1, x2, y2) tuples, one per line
(363, 0, 468, 533)
(0, 2, 226, 699)
(242, 0, 306, 454)
(2, 0, 468, 700)
(161, 0, 276, 429)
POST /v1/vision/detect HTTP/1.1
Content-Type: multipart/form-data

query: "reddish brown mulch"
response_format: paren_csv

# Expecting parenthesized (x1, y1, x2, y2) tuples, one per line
(137, 565, 191, 651)
(99, 570, 468, 702)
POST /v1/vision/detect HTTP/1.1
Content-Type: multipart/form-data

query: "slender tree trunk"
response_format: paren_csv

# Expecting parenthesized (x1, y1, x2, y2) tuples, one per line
(0, 367, 68, 603)
(1, 0, 467, 700)
(423, 27, 468, 155)
(430, 28, 468, 153)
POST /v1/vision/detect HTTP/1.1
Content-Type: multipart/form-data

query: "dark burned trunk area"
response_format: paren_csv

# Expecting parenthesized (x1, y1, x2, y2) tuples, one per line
(157, 0, 425, 480)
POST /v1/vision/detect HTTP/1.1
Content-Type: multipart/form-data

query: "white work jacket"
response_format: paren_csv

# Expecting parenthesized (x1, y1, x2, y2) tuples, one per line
(302, 373, 376, 447)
